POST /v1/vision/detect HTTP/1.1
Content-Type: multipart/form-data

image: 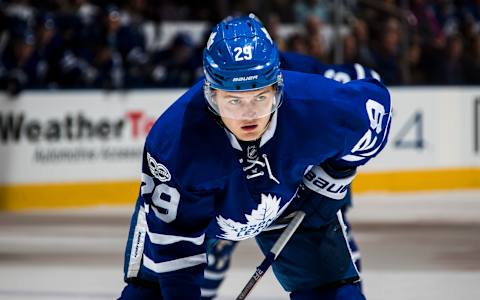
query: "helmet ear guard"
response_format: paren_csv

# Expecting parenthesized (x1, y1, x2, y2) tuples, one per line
(203, 81, 218, 113)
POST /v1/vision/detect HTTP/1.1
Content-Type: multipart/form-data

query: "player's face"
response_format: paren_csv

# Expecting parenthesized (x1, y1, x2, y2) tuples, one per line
(215, 86, 275, 141)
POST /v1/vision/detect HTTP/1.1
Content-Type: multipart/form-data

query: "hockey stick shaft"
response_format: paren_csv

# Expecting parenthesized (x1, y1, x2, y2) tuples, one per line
(235, 211, 306, 300)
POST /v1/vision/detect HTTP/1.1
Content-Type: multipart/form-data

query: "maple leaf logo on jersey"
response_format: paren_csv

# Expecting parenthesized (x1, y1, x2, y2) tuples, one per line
(216, 194, 281, 241)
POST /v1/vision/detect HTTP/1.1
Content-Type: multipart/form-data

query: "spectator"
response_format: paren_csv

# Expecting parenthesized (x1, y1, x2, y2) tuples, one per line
(286, 33, 309, 55)
(90, 40, 124, 89)
(352, 18, 376, 68)
(463, 33, 480, 84)
(97, 5, 148, 88)
(407, 34, 426, 84)
(34, 13, 65, 88)
(371, 18, 404, 85)
(410, 0, 444, 45)
(431, 0, 459, 34)
(304, 15, 329, 61)
(259, 0, 295, 22)
(294, 0, 331, 24)
(341, 32, 359, 65)
(149, 32, 198, 87)
(0, 30, 38, 95)
(438, 33, 465, 84)
(264, 13, 286, 51)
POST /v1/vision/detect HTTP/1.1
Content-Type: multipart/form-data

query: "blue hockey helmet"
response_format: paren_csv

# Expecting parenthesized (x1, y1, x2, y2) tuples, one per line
(203, 14, 283, 119)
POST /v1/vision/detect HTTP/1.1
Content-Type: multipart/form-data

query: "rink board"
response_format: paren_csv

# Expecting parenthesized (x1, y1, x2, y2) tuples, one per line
(0, 88, 479, 210)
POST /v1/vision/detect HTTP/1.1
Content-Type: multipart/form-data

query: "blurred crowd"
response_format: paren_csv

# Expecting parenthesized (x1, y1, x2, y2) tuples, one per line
(0, 0, 479, 95)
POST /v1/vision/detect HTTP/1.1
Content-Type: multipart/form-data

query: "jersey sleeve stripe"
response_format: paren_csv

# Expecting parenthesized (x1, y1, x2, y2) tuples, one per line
(144, 203, 206, 244)
(204, 269, 228, 280)
(143, 253, 207, 273)
(147, 228, 205, 245)
(341, 154, 366, 162)
(336, 211, 361, 275)
(201, 288, 218, 298)
(126, 203, 147, 278)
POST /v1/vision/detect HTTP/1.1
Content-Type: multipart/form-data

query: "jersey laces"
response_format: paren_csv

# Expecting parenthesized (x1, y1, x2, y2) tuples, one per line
(242, 154, 280, 184)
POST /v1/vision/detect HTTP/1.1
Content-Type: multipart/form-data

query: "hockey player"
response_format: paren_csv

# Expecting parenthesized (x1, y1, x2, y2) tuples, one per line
(200, 51, 382, 299)
(119, 15, 391, 300)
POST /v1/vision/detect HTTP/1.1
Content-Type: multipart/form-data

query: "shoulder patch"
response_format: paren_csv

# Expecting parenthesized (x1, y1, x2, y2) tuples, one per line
(147, 152, 171, 182)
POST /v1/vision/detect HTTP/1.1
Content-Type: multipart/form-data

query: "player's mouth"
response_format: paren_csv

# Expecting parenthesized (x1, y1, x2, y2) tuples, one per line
(241, 124, 258, 131)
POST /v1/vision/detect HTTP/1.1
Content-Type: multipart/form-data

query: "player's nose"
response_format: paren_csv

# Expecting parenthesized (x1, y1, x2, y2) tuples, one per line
(242, 107, 257, 119)
(241, 100, 258, 118)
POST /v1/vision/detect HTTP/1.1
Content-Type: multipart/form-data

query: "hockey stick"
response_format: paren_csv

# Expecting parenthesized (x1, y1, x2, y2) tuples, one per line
(235, 210, 306, 300)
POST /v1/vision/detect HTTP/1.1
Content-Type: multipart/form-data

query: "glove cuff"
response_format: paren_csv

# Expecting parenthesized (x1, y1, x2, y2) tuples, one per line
(302, 165, 356, 200)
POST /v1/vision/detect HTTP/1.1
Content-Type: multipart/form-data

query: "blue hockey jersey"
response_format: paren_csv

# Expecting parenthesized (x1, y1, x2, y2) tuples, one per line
(123, 70, 391, 298)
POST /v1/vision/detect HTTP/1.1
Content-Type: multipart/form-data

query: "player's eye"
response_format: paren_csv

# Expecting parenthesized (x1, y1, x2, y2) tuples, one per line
(228, 98, 241, 105)
(255, 95, 267, 102)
